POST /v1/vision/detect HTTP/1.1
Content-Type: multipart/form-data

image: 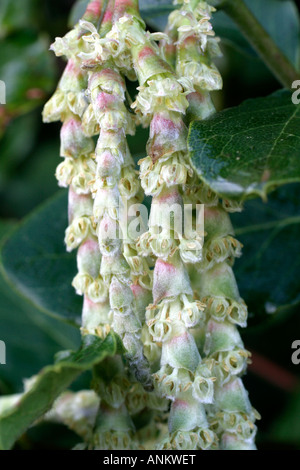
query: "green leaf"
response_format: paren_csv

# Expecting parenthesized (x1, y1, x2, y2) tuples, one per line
(1, 191, 82, 326)
(0, 219, 80, 392)
(0, 333, 119, 450)
(232, 183, 300, 323)
(188, 90, 300, 200)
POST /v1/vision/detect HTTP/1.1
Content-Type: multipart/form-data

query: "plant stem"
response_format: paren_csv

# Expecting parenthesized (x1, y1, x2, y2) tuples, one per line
(210, 0, 299, 89)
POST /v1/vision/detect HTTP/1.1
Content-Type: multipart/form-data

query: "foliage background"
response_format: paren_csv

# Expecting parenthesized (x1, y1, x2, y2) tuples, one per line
(0, 0, 300, 449)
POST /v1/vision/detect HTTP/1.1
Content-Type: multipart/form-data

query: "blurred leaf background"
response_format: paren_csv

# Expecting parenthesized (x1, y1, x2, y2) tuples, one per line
(0, 0, 300, 450)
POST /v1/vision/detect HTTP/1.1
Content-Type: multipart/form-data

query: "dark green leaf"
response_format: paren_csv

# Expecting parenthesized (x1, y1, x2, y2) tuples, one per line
(0, 220, 80, 392)
(232, 183, 300, 322)
(0, 333, 119, 450)
(1, 191, 82, 326)
(188, 90, 300, 200)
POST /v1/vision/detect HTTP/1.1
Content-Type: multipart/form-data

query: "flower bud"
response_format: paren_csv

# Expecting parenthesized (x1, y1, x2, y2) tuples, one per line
(97, 376, 130, 410)
(180, 295, 205, 328)
(72, 273, 93, 296)
(154, 365, 191, 399)
(177, 47, 222, 91)
(198, 262, 248, 327)
(186, 90, 215, 121)
(119, 167, 140, 200)
(179, 236, 203, 264)
(149, 232, 178, 261)
(43, 90, 66, 123)
(148, 317, 173, 343)
(72, 161, 96, 195)
(134, 76, 193, 120)
(93, 187, 120, 222)
(96, 149, 121, 180)
(87, 276, 108, 303)
(56, 157, 96, 194)
(153, 254, 193, 304)
(136, 231, 152, 257)
(147, 111, 188, 161)
(159, 156, 191, 188)
(97, 215, 122, 256)
(65, 217, 95, 252)
(68, 188, 93, 223)
(169, 393, 208, 433)
(109, 276, 134, 310)
(131, 42, 173, 87)
(94, 404, 135, 449)
(60, 116, 94, 159)
(215, 408, 257, 440)
(56, 158, 74, 188)
(81, 296, 110, 334)
(141, 324, 161, 364)
(192, 362, 215, 403)
(77, 238, 101, 278)
(112, 309, 141, 336)
(43, 60, 88, 122)
(100, 253, 130, 280)
(214, 378, 252, 415)
(201, 236, 242, 271)
(125, 382, 148, 414)
(204, 206, 235, 239)
(204, 319, 244, 355)
(161, 329, 200, 372)
(82, 103, 100, 136)
(96, 129, 133, 165)
(51, 29, 83, 58)
(88, 68, 126, 99)
(131, 284, 153, 323)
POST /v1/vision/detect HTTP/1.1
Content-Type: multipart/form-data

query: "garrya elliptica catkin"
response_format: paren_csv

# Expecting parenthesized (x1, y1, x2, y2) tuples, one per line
(43, 0, 259, 450)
